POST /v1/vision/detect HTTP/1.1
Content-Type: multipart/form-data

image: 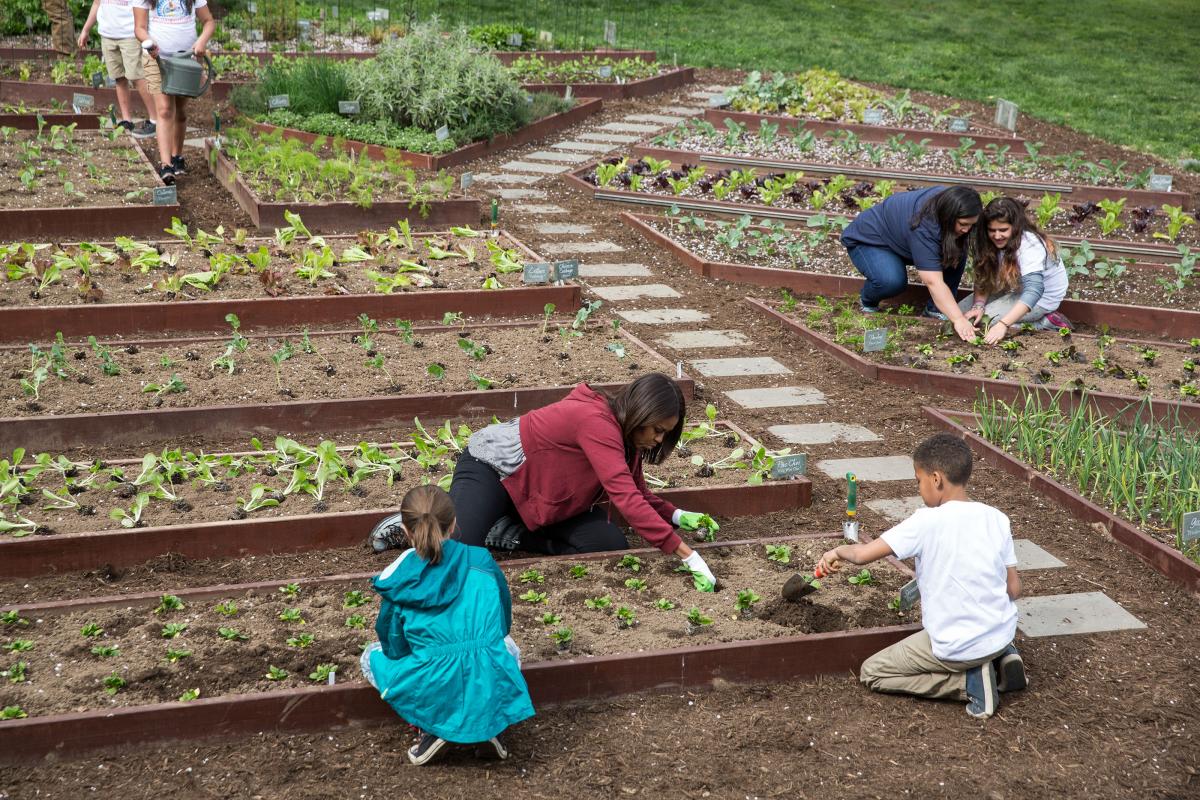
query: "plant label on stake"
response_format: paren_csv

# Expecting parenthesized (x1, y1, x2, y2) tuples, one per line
(554, 259, 579, 282)
(769, 453, 807, 479)
(246, 1, 256, 13)
(153, 185, 177, 205)
(596, 65, 613, 80)
(330, 6, 337, 19)
(523, 262, 552, 284)
(435, 125, 450, 142)
(506, 32, 523, 47)
(91, 71, 104, 89)
(863, 108, 884, 125)
(297, 19, 311, 39)
(1148, 174, 1173, 192)
(71, 93, 95, 114)
(248, 29, 264, 42)
(459, 172, 473, 190)
(899, 579, 920, 611)
(564, 85, 573, 102)
(994, 98, 1019, 131)
(268, 94, 290, 110)
(538, 30, 553, 45)
(1181, 510, 1200, 546)
(338, 100, 360, 115)
(949, 117, 970, 133)
(603, 20, 616, 46)
(863, 328, 889, 352)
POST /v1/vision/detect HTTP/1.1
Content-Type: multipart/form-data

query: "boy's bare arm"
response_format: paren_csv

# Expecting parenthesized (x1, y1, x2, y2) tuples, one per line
(1006, 566, 1021, 600)
(817, 538, 895, 574)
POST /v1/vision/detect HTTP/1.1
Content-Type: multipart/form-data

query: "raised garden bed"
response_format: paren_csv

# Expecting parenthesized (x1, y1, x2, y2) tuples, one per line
(0, 125, 177, 239)
(520, 67, 695, 100)
(247, 96, 603, 170)
(622, 211, 1200, 339)
(0, 534, 914, 762)
(0, 321, 693, 451)
(0, 109, 99, 130)
(0, 222, 579, 341)
(631, 138, 1189, 209)
(205, 134, 479, 232)
(924, 406, 1200, 592)
(748, 296, 1200, 427)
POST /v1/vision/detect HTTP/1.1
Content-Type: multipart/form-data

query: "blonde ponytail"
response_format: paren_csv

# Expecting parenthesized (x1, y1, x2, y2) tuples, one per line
(400, 484, 456, 564)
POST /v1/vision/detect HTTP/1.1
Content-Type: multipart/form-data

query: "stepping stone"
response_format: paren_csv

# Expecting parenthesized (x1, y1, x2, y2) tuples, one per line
(497, 188, 546, 200)
(478, 173, 542, 185)
(1017, 592, 1146, 637)
(1013, 540, 1067, 571)
(500, 160, 570, 174)
(533, 222, 594, 235)
(616, 309, 709, 325)
(815, 456, 915, 482)
(655, 330, 749, 349)
(864, 496, 925, 523)
(541, 241, 625, 254)
(690, 357, 791, 377)
(524, 150, 592, 163)
(554, 140, 618, 153)
(590, 284, 681, 301)
(661, 106, 703, 115)
(768, 422, 881, 446)
(183, 137, 206, 148)
(578, 132, 640, 144)
(512, 203, 567, 214)
(599, 122, 660, 134)
(624, 113, 687, 124)
(578, 263, 652, 278)
(724, 386, 827, 409)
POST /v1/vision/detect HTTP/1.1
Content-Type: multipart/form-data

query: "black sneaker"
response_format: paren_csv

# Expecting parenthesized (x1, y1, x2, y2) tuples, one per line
(170, 155, 187, 175)
(368, 512, 406, 553)
(407, 733, 447, 766)
(993, 644, 1028, 693)
(474, 735, 509, 760)
(158, 164, 176, 186)
(964, 661, 998, 719)
(117, 119, 134, 132)
(132, 120, 157, 139)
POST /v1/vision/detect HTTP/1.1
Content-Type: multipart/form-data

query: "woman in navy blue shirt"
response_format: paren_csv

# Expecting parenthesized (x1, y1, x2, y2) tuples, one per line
(841, 185, 982, 342)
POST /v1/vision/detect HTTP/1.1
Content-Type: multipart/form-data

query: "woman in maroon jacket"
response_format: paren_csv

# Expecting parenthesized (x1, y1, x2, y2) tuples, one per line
(371, 372, 719, 586)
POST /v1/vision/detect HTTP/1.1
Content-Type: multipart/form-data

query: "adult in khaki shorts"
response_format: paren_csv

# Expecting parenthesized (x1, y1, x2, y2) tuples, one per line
(79, 0, 157, 137)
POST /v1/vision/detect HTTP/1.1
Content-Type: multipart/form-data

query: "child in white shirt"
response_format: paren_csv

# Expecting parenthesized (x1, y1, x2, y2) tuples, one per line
(816, 432, 1026, 719)
(78, 0, 158, 137)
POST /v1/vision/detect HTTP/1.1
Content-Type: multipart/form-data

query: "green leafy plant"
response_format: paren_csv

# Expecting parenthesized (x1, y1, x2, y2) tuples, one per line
(615, 606, 637, 628)
(734, 589, 762, 613)
(155, 594, 185, 614)
(519, 569, 545, 584)
(80, 622, 103, 638)
(215, 601, 239, 617)
(165, 648, 191, 664)
(266, 665, 289, 681)
(309, 664, 337, 683)
(345, 614, 367, 629)
(584, 595, 612, 611)
(540, 612, 562, 626)
(178, 688, 201, 702)
(103, 672, 126, 695)
(278, 608, 305, 624)
(653, 598, 677, 611)
(551, 627, 573, 649)
(343, 590, 369, 608)
(519, 590, 547, 604)
(161, 622, 188, 639)
(568, 564, 589, 579)
(686, 607, 713, 628)
(624, 578, 648, 592)
(279, 583, 301, 600)
(617, 555, 643, 572)
(218, 627, 249, 642)
(287, 633, 316, 648)
(90, 644, 119, 657)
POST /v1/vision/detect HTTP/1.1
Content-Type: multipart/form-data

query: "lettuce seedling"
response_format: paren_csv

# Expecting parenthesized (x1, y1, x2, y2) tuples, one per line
(686, 608, 713, 628)
(2, 661, 27, 684)
(584, 595, 612, 611)
(540, 612, 562, 626)
(103, 672, 126, 695)
(0, 705, 27, 719)
(734, 589, 761, 614)
(888, 596, 902, 612)
(552, 627, 574, 650)
(91, 645, 118, 657)
(624, 578, 648, 592)
(519, 569, 545, 584)
(653, 598, 676, 610)
(165, 649, 191, 664)
(161, 623, 188, 639)
(617, 555, 643, 572)
(518, 590, 547, 604)
(5, 640, 33, 653)
(616, 606, 637, 628)
(218, 627, 249, 642)
(309, 664, 337, 683)
(178, 688, 201, 702)
(847, 569, 875, 586)
(765, 544, 792, 564)
(568, 565, 589, 579)
(80, 623, 103, 637)
(214, 601, 238, 617)
(279, 583, 301, 600)
(266, 666, 289, 681)
(141, 374, 186, 397)
(287, 633, 315, 648)
(154, 594, 185, 614)
(278, 608, 305, 624)
(343, 591, 369, 608)
(345, 614, 367, 629)
(0, 611, 28, 627)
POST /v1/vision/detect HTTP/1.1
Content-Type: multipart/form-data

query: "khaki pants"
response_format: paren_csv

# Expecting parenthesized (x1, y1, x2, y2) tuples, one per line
(43, 0, 75, 55)
(860, 629, 1005, 700)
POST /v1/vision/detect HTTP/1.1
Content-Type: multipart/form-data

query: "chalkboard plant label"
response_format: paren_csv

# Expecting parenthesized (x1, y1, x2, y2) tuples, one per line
(337, 100, 360, 115)
(153, 185, 178, 206)
(863, 328, 889, 352)
(523, 262, 552, 284)
(268, 94, 290, 110)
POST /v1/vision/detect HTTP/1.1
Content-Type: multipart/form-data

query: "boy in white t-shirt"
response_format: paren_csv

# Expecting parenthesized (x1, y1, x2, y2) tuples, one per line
(78, 0, 158, 138)
(816, 433, 1027, 719)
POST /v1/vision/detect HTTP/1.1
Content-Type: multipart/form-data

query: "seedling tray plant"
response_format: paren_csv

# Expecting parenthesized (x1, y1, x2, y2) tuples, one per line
(750, 296, 1200, 427)
(205, 131, 478, 231)
(248, 97, 603, 170)
(0, 216, 579, 340)
(0, 123, 176, 239)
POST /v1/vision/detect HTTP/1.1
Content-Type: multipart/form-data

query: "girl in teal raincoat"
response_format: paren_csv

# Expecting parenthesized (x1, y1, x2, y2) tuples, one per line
(361, 485, 535, 765)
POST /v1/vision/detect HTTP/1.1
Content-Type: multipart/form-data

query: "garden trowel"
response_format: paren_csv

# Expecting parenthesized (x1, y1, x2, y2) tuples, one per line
(782, 563, 829, 602)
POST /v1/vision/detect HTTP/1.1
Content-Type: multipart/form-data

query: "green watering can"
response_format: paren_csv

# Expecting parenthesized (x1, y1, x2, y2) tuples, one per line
(157, 51, 214, 98)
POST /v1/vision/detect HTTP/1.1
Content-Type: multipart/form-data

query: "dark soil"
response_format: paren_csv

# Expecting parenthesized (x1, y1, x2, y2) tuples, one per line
(0, 129, 156, 208)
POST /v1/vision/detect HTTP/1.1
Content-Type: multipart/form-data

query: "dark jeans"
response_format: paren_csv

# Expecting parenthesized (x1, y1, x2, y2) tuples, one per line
(448, 451, 628, 555)
(845, 244, 965, 310)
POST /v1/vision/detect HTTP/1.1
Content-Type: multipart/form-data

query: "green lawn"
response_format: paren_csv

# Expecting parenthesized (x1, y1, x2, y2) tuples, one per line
(425, 0, 1200, 162)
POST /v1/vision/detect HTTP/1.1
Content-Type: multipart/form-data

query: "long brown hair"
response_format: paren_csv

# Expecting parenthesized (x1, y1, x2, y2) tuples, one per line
(911, 185, 983, 270)
(974, 196, 1057, 298)
(606, 372, 685, 465)
(400, 484, 456, 564)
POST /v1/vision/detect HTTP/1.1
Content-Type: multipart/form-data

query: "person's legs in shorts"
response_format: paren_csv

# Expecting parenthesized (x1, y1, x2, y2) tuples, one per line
(101, 37, 134, 124)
